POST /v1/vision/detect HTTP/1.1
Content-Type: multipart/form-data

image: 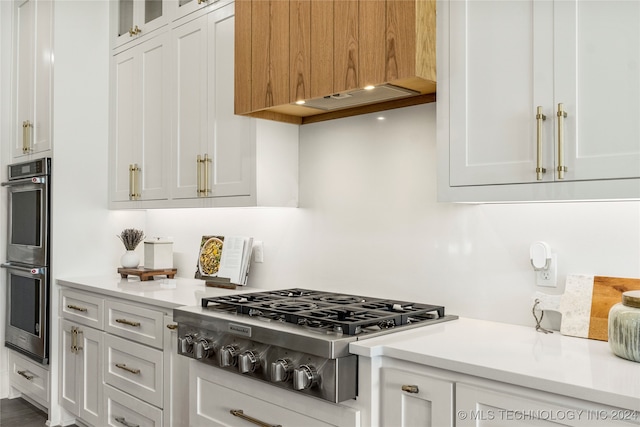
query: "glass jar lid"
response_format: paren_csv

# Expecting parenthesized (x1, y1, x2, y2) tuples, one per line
(622, 290, 640, 308)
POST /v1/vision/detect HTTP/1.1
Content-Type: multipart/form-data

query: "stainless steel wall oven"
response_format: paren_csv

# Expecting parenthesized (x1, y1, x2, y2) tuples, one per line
(2, 157, 51, 364)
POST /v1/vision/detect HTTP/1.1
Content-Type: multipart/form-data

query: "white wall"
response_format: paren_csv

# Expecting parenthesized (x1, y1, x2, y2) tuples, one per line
(146, 103, 640, 329)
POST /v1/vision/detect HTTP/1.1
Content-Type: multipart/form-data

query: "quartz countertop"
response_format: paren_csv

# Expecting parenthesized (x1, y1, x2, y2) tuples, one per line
(57, 274, 258, 309)
(349, 317, 640, 411)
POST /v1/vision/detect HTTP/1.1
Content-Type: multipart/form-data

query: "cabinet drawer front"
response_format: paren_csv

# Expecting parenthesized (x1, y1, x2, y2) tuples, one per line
(105, 384, 163, 427)
(105, 300, 164, 348)
(61, 289, 104, 329)
(8, 351, 50, 404)
(104, 334, 163, 408)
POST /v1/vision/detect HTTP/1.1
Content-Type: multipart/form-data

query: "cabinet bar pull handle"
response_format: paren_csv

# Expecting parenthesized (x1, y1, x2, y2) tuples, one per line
(556, 103, 568, 179)
(17, 370, 34, 381)
(230, 409, 282, 427)
(115, 416, 140, 427)
(115, 363, 141, 375)
(535, 106, 547, 180)
(72, 327, 83, 353)
(197, 155, 203, 196)
(129, 164, 141, 200)
(22, 120, 32, 153)
(204, 153, 212, 195)
(401, 384, 419, 394)
(67, 304, 88, 312)
(115, 318, 141, 327)
(166, 324, 178, 330)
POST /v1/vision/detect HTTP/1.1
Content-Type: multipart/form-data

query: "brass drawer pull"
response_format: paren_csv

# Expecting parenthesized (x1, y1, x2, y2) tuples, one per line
(17, 370, 34, 381)
(535, 106, 547, 180)
(166, 323, 178, 330)
(115, 416, 139, 427)
(401, 384, 419, 394)
(556, 103, 568, 179)
(230, 409, 282, 427)
(115, 318, 141, 327)
(115, 363, 140, 375)
(67, 304, 88, 312)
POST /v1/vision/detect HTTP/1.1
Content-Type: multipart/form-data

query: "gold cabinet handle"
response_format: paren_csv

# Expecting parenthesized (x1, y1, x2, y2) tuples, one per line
(535, 106, 547, 180)
(230, 409, 282, 427)
(115, 318, 141, 327)
(401, 384, 419, 394)
(115, 363, 140, 375)
(166, 324, 178, 330)
(17, 370, 34, 381)
(67, 304, 88, 313)
(115, 416, 140, 427)
(128, 25, 141, 37)
(129, 163, 141, 200)
(22, 120, 32, 153)
(71, 326, 83, 354)
(556, 103, 568, 179)
(197, 0, 208, 4)
(197, 154, 212, 196)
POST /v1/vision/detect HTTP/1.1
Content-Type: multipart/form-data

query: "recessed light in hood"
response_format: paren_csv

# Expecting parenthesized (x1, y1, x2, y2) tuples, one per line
(299, 84, 419, 111)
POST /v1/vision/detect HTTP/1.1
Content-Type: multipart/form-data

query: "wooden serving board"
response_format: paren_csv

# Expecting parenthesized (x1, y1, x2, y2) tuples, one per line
(118, 267, 177, 281)
(535, 275, 640, 341)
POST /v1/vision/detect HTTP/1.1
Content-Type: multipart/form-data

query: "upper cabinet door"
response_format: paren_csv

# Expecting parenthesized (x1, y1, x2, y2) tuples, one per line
(13, 0, 53, 159)
(554, 0, 640, 181)
(113, 0, 167, 49)
(448, 0, 553, 186)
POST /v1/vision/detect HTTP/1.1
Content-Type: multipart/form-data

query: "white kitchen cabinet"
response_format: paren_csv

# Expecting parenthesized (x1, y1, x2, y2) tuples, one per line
(58, 287, 187, 426)
(7, 350, 50, 410)
(190, 360, 361, 427)
(438, 0, 640, 202)
(111, 0, 168, 49)
(456, 382, 638, 427)
(171, 3, 253, 202)
(110, 31, 171, 206)
(60, 319, 103, 427)
(169, 0, 232, 23)
(12, 0, 53, 159)
(380, 366, 454, 427)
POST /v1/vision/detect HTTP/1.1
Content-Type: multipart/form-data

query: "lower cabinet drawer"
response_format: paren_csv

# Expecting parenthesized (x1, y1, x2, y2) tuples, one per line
(104, 334, 163, 408)
(105, 384, 163, 427)
(8, 350, 50, 405)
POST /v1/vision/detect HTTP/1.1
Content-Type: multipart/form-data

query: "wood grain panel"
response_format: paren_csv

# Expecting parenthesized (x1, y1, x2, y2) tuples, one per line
(251, 0, 289, 110)
(234, 0, 252, 114)
(359, 0, 385, 87)
(588, 276, 640, 341)
(416, 0, 436, 81)
(334, 0, 359, 92)
(290, 0, 310, 103)
(386, 0, 416, 82)
(310, 0, 334, 98)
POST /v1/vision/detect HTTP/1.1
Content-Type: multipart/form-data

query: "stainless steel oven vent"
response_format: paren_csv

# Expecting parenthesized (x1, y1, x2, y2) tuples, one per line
(300, 84, 419, 111)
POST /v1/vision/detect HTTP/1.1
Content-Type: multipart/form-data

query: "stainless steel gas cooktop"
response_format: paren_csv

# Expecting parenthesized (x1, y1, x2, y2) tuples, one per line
(174, 288, 457, 403)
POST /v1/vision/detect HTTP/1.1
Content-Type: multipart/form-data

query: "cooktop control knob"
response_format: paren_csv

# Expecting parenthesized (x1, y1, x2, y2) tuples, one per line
(270, 358, 293, 382)
(219, 345, 239, 367)
(194, 338, 214, 360)
(179, 334, 195, 355)
(238, 350, 259, 374)
(293, 364, 318, 390)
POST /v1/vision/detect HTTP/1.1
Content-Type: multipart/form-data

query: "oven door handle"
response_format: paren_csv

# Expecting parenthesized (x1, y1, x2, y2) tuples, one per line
(1, 263, 45, 275)
(1, 176, 47, 186)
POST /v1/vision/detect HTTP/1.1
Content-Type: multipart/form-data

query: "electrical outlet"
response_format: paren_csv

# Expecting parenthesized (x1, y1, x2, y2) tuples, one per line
(536, 253, 557, 287)
(252, 241, 264, 263)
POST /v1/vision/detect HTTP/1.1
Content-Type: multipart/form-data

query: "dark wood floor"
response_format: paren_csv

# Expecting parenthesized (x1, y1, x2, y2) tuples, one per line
(0, 398, 48, 427)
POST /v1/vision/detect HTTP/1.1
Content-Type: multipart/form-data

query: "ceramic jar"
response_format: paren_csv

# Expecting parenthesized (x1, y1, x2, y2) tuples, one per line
(608, 290, 640, 363)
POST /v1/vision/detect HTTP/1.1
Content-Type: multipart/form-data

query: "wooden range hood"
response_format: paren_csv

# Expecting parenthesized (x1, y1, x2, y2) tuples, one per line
(234, 0, 436, 125)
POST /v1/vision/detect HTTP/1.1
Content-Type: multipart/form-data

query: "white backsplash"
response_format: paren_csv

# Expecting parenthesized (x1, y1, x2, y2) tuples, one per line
(145, 103, 640, 328)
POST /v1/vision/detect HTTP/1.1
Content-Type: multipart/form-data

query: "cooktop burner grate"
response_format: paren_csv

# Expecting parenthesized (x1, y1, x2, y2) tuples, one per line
(202, 288, 447, 335)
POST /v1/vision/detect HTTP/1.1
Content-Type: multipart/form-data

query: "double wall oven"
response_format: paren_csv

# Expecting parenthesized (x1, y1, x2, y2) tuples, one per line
(2, 158, 51, 364)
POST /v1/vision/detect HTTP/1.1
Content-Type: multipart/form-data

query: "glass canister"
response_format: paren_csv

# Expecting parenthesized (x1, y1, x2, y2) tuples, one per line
(608, 290, 640, 363)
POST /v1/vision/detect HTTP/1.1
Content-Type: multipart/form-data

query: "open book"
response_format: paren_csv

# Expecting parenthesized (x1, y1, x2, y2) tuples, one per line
(195, 235, 253, 285)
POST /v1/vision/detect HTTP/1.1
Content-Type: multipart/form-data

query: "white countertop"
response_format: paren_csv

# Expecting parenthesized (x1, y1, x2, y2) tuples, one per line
(350, 317, 640, 411)
(57, 274, 258, 309)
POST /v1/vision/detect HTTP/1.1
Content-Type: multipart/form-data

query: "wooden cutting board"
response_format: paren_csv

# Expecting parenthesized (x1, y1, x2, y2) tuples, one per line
(534, 275, 640, 341)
